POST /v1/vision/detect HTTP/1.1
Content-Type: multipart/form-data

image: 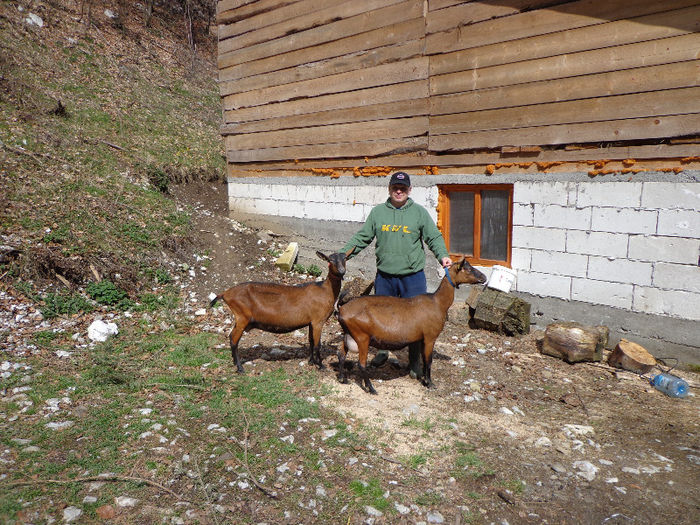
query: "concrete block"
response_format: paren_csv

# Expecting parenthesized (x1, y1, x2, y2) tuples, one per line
(514, 181, 571, 205)
(253, 199, 281, 217)
(512, 226, 567, 251)
(571, 278, 633, 310)
(275, 242, 299, 272)
(332, 203, 367, 222)
(228, 197, 257, 214)
(510, 248, 532, 271)
(576, 182, 643, 208)
(531, 250, 588, 277)
(633, 287, 700, 321)
(628, 235, 699, 264)
(533, 205, 591, 230)
(248, 183, 274, 199)
(353, 185, 385, 205)
(657, 209, 700, 238)
(409, 186, 430, 206)
(653, 262, 700, 293)
(513, 203, 534, 226)
(590, 208, 657, 235)
(303, 201, 329, 220)
(516, 270, 571, 300)
(641, 182, 700, 210)
(588, 256, 653, 286)
(566, 231, 628, 258)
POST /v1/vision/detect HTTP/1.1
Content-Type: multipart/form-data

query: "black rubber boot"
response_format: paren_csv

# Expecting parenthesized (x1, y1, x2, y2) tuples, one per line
(408, 343, 423, 379)
(370, 350, 389, 367)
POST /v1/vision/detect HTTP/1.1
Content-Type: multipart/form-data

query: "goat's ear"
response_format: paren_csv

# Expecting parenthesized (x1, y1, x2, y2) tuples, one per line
(458, 258, 467, 270)
(344, 247, 354, 258)
(316, 251, 329, 262)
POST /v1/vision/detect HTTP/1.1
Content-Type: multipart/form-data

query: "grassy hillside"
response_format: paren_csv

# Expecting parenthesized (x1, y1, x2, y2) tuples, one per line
(1, 0, 224, 297)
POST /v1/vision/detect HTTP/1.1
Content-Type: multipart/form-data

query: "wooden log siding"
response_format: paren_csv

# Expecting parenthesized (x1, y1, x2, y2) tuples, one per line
(217, 0, 700, 168)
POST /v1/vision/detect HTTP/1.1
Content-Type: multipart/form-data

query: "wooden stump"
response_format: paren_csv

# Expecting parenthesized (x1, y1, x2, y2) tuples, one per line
(539, 322, 607, 363)
(608, 339, 656, 374)
(468, 287, 530, 335)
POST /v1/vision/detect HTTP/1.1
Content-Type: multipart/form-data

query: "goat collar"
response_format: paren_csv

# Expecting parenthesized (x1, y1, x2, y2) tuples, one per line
(444, 267, 457, 288)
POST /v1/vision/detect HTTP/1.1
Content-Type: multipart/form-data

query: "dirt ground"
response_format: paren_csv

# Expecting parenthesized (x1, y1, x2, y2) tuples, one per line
(173, 181, 700, 524)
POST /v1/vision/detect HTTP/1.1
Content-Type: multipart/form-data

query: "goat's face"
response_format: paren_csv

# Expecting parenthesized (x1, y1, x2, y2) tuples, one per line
(453, 258, 487, 287)
(316, 251, 347, 278)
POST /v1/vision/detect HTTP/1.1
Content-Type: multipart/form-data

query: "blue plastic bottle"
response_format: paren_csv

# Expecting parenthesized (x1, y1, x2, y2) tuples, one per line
(650, 373, 689, 398)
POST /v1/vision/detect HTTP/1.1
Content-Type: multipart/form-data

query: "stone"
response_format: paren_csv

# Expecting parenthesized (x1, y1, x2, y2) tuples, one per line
(364, 506, 383, 517)
(96, 505, 116, 519)
(573, 460, 598, 481)
(63, 506, 82, 522)
(115, 496, 138, 507)
(87, 320, 118, 342)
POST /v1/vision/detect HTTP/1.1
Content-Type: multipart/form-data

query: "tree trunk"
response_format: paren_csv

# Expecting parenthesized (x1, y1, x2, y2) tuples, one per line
(539, 322, 607, 363)
(608, 339, 656, 374)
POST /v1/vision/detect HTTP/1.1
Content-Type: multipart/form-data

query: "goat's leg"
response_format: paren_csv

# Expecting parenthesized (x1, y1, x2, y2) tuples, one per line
(356, 339, 377, 395)
(308, 322, 325, 369)
(228, 320, 247, 373)
(421, 339, 436, 389)
(337, 334, 353, 384)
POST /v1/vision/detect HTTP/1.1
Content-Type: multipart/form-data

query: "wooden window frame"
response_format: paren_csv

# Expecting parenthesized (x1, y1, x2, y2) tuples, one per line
(437, 184, 514, 268)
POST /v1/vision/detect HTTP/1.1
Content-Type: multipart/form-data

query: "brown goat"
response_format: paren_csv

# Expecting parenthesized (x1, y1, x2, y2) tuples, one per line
(337, 258, 487, 394)
(210, 250, 350, 373)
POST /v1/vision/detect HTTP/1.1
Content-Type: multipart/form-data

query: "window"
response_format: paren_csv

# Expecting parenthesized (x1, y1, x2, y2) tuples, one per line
(438, 184, 513, 267)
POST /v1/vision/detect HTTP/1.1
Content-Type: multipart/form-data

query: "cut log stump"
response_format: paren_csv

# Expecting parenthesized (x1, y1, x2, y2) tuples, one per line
(468, 287, 530, 335)
(539, 322, 608, 363)
(608, 339, 656, 374)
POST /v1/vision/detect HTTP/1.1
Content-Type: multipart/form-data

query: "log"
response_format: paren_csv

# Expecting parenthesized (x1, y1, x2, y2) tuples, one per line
(468, 287, 530, 335)
(607, 339, 656, 374)
(539, 322, 608, 363)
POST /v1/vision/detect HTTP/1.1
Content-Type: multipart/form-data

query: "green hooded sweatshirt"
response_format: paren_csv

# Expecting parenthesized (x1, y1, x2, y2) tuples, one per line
(342, 198, 449, 276)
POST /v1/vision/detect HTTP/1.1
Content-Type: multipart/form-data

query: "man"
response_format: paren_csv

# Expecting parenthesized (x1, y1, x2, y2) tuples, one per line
(342, 171, 452, 378)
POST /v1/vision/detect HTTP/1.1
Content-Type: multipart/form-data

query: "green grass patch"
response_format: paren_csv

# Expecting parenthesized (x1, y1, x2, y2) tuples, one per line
(40, 292, 94, 319)
(349, 478, 390, 512)
(415, 490, 444, 507)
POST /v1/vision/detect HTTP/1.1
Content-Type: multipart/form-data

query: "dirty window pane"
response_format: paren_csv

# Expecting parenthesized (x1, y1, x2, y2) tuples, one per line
(480, 190, 509, 260)
(448, 191, 474, 255)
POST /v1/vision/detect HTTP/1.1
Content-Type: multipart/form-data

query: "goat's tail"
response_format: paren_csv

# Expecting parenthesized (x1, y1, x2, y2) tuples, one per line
(209, 294, 221, 308)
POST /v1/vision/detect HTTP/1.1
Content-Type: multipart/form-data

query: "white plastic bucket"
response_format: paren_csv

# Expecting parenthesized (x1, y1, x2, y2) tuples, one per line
(486, 265, 517, 293)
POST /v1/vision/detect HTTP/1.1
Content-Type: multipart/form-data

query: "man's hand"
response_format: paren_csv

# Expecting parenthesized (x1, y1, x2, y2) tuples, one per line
(441, 257, 452, 268)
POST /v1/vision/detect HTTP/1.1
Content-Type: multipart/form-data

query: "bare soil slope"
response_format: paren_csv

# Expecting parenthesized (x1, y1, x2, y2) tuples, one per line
(173, 181, 700, 524)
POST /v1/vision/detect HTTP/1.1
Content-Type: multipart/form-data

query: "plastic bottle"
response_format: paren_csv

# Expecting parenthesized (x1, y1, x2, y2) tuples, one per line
(650, 373, 689, 398)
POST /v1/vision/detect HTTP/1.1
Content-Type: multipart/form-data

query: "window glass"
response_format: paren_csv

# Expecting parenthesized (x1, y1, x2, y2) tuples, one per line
(448, 191, 474, 255)
(480, 190, 509, 261)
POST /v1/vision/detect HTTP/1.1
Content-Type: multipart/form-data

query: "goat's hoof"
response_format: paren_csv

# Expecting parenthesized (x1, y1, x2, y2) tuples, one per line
(236, 367, 245, 374)
(338, 375, 349, 384)
(423, 380, 436, 389)
(368, 387, 378, 395)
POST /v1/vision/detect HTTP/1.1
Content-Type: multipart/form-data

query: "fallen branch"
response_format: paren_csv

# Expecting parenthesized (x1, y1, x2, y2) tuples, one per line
(572, 384, 589, 417)
(145, 382, 206, 390)
(229, 404, 278, 499)
(192, 455, 222, 525)
(4, 474, 181, 499)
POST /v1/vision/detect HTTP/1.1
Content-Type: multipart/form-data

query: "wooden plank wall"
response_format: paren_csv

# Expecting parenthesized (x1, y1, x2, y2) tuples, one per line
(217, 0, 700, 173)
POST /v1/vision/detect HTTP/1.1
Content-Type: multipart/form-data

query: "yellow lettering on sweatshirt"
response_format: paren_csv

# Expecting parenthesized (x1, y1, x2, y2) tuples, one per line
(381, 224, 412, 233)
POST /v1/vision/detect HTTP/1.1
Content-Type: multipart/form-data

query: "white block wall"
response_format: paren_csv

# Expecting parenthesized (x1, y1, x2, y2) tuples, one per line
(512, 182, 700, 321)
(227, 181, 440, 224)
(229, 179, 700, 322)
